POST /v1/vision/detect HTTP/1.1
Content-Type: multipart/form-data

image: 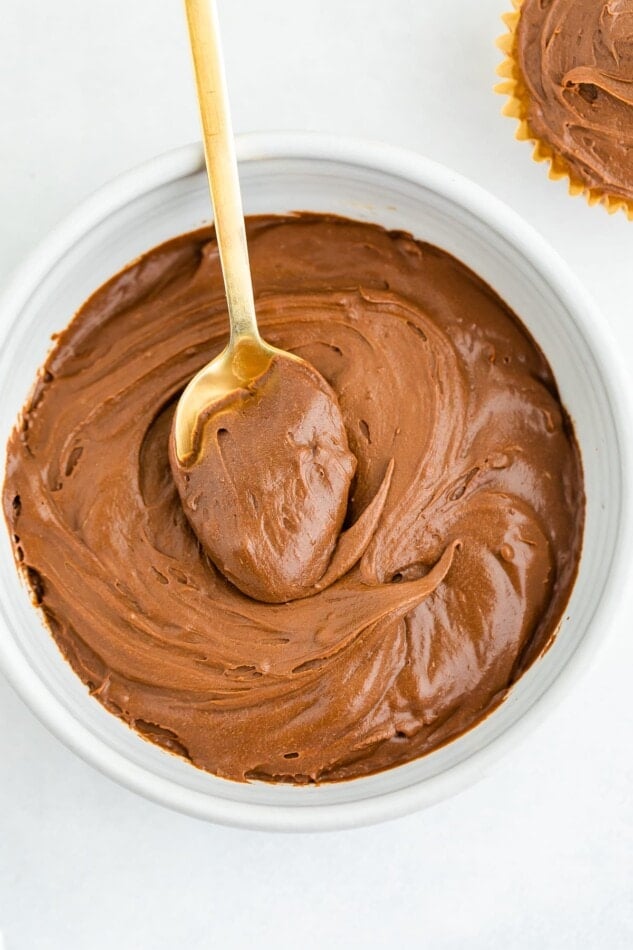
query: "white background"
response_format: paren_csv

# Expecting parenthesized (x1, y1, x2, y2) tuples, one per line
(1, 1, 632, 947)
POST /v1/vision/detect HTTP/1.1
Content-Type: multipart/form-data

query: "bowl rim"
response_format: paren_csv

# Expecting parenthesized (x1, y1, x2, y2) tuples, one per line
(0, 131, 630, 832)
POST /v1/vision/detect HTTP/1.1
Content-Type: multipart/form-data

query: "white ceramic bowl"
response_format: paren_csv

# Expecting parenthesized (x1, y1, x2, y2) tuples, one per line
(0, 133, 629, 832)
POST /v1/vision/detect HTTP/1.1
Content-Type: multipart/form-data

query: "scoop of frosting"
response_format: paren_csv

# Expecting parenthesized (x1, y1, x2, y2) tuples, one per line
(169, 353, 392, 603)
(516, 0, 633, 202)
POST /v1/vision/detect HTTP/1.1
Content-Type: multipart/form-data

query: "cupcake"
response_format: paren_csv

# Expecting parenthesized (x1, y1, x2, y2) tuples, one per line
(496, 0, 633, 218)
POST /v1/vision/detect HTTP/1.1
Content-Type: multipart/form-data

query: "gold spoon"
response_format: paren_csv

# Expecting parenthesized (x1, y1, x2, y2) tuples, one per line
(174, 0, 302, 464)
(171, 0, 395, 603)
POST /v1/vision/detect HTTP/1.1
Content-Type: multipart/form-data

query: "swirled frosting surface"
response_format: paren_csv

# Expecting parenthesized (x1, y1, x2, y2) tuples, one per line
(517, 0, 633, 200)
(3, 215, 584, 783)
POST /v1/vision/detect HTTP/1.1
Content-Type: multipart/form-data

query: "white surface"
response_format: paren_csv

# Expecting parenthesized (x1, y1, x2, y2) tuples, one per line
(0, 0, 631, 944)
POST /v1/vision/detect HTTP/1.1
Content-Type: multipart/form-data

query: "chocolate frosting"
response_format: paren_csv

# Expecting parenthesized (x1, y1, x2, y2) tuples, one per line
(169, 353, 394, 603)
(517, 0, 633, 200)
(3, 214, 584, 784)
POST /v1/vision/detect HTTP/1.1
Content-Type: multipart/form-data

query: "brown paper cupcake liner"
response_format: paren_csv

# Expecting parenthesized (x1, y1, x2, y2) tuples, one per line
(495, 0, 633, 220)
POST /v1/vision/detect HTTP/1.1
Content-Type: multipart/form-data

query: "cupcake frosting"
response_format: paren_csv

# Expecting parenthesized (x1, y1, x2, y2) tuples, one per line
(517, 0, 633, 201)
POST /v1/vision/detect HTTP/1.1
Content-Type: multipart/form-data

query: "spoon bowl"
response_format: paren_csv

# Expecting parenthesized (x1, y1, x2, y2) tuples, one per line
(173, 335, 295, 463)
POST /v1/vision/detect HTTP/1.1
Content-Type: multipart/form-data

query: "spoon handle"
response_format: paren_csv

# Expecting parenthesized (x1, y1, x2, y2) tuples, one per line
(184, 0, 259, 343)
